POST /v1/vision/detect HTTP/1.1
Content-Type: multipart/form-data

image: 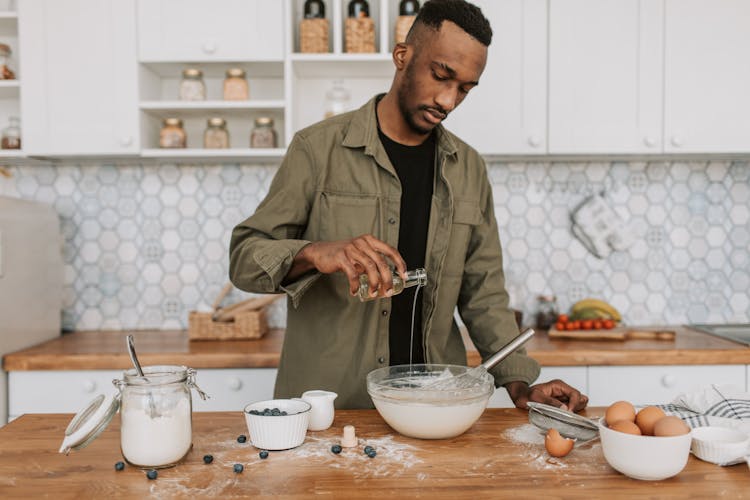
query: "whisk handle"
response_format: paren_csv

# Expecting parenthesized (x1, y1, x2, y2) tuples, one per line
(481, 328, 535, 371)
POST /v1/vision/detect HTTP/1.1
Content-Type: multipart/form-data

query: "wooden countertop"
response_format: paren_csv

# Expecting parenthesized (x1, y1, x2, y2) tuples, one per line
(1, 409, 747, 498)
(3, 326, 749, 371)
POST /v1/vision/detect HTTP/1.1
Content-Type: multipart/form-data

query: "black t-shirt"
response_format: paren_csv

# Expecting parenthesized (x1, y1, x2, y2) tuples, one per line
(377, 124, 435, 366)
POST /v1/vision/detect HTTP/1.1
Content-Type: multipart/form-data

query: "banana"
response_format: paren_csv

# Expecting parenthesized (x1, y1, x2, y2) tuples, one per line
(571, 298, 621, 322)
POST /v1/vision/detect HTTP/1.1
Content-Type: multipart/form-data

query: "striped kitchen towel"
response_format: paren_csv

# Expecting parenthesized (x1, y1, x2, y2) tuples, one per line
(651, 384, 750, 433)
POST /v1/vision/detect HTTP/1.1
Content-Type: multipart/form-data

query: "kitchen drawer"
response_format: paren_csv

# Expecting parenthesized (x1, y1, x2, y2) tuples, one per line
(587, 365, 747, 407)
(192, 368, 277, 412)
(487, 366, 588, 408)
(8, 370, 121, 419)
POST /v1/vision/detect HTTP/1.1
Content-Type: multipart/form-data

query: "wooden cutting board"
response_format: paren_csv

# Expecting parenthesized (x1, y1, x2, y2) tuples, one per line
(548, 327, 676, 341)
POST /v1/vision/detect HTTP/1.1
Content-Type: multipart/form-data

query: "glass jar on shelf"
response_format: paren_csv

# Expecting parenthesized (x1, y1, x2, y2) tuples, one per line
(160, 118, 187, 148)
(203, 117, 230, 149)
(250, 117, 277, 148)
(535, 295, 559, 330)
(0, 43, 15, 80)
(179, 68, 206, 101)
(395, 1, 420, 44)
(223, 68, 249, 101)
(324, 80, 350, 119)
(1, 116, 21, 150)
(299, 0, 329, 53)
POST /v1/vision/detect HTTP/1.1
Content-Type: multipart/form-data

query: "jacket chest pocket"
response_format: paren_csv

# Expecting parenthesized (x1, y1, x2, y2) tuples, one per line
(317, 193, 380, 241)
(442, 200, 482, 277)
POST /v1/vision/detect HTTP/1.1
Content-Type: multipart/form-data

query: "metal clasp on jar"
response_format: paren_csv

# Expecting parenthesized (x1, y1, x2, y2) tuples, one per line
(187, 368, 210, 401)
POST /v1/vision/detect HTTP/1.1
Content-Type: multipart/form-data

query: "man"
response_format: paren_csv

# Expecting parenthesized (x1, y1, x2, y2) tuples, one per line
(230, 0, 588, 411)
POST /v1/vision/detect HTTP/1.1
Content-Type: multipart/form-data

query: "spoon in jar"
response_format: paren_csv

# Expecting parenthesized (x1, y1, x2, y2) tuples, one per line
(126, 335, 158, 418)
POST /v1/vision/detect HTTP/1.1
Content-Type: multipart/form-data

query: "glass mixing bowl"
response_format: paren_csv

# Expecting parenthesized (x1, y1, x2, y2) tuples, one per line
(366, 364, 494, 439)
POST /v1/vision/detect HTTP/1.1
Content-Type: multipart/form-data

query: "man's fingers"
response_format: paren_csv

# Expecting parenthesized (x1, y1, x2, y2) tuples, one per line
(366, 236, 407, 277)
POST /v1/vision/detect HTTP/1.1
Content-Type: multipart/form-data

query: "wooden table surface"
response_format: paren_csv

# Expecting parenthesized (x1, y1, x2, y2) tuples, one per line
(4, 326, 748, 371)
(1, 409, 748, 499)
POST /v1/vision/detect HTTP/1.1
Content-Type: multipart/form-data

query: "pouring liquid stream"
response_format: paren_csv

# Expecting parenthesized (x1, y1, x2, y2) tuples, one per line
(408, 282, 424, 371)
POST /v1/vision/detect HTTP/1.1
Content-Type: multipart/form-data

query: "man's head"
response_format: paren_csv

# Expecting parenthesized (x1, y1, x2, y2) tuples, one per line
(391, 0, 492, 137)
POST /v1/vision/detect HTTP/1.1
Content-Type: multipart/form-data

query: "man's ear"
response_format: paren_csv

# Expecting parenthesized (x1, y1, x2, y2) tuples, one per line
(393, 42, 409, 70)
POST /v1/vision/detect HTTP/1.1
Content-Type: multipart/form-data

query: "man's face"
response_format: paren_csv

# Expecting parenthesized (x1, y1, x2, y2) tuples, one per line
(397, 21, 488, 136)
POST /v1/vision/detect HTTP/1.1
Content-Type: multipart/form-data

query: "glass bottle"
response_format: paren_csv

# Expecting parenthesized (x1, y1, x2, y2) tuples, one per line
(535, 295, 559, 330)
(304, 0, 325, 18)
(0, 43, 14, 80)
(203, 117, 230, 149)
(223, 68, 249, 101)
(179, 68, 206, 101)
(250, 117, 278, 148)
(348, 0, 369, 18)
(358, 268, 427, 302)
(1, 116, 21, 150)
(324, 80, 350, 119)
(159, 118, 187, 148)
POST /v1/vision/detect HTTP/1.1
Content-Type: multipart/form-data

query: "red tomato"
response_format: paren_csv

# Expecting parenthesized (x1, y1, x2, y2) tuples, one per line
(558, 314, 569, 323)
(582, 320, 594, 330)
(603, 319, 615, 329)
(566, 322, 576, 331)
(593, 320, 603, 330)
(572, 320, 581, 330)
(555, 322, 565, 331)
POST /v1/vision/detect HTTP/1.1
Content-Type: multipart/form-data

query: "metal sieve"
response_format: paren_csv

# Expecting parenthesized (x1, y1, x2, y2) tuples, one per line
(528, 402, 600, 442)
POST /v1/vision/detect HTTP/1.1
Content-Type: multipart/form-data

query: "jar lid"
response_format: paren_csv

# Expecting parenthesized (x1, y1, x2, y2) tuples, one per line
(226, 68, 246, 78)
(207, 117, 226, 127)
(59, 393, 120, 455)
(164, 118, 183, 127)
(255, 116, 274, 126)
(182, 68, 203, 78)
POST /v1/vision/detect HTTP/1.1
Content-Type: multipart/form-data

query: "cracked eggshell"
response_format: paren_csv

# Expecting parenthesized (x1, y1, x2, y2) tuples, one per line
(545, 428, 575, 457)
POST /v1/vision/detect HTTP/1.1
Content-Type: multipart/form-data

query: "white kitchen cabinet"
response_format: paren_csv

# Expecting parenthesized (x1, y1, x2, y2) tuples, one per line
(137, 0, 285, 62)
(446, 0, 547, 155)
(487, 366, 587, 408)
(587, 365, 746, 407)
(663, 0, 750, 153)
(191, 368, 278, 412)
(548, 0, 664, 154)
(18, 0, 139, 155)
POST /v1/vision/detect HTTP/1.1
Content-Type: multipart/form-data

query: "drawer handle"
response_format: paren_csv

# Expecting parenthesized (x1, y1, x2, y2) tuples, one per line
(202, 41, 217, 54)
(82, 380, 97, 393)
(120, 136, 133, 147)
(227, 378, 243, 391)
(643, 136, 656, 148)
(527, 135, 541, 148)
(661, 374, 677, 388)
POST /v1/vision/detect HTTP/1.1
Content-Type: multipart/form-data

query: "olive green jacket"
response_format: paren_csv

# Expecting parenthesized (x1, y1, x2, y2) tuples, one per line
(229, 96, 540, 409)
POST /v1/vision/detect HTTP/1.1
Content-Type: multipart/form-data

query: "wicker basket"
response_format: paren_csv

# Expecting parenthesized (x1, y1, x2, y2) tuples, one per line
(300, 18, 329, 53)
(345, 17, 375, 53)
(188, 286, 282, 341)
(395, 15, 416, 45)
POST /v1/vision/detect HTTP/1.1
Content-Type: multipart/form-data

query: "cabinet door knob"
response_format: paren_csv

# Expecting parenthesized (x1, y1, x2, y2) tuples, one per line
(227, 377, 242, 391)
(202, 41, 217, 54)
(670, 136, 682, 147)
(82, 380, 97, 393)
(527, 135, 541, 148)
(120, 136, 133, 147)
(643, 136, 656, 147)
(661, 374, 677, 388)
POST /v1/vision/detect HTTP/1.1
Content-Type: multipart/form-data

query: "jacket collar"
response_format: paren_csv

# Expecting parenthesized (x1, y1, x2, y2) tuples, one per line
(342, 95, 459, 160)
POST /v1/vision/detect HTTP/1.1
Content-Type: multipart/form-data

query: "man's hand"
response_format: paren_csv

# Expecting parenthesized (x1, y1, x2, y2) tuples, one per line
(287, 234, 407, 297)
(505, 379, 588, 412)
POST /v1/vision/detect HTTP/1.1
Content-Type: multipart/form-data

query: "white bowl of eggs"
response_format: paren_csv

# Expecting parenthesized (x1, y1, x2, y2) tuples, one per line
(598, 401, 692, 481)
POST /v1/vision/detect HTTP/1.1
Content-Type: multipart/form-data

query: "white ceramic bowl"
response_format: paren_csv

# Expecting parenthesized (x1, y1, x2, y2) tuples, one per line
(366, 364, 493, 439)
(691, 426, 750, 465)
(598, 417, 692, 481)
(243, 399, 311, 450)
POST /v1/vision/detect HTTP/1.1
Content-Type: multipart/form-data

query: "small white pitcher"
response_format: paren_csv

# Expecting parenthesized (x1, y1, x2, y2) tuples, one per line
(300, 390, 338, 431)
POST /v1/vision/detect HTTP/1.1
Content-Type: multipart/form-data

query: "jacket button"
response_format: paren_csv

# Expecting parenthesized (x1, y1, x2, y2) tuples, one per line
(378, 357, 385, 364)
(388, 217, 397, 225)
(381, 310, 388, 316)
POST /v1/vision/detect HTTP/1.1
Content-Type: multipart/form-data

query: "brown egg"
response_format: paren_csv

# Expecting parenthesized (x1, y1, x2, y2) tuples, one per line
(609, 420, 642, 435)
(653, 416, 690, 437)
(635, 406, 667, 435)
(545, 428, 575, 457)
(605, 401, 636, 426)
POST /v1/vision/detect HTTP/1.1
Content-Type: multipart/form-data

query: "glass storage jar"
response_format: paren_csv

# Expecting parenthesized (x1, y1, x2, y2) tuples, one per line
(179, 68, 206, 101)
(160, 118, 187, 148)
(250, 117, 277, 148)
(0, 43, 15, 80)
(324, 80, 350, 119)
(223, 68, 249, 101)
(1, 116, 21, 149)
(535, 295, 559, 330)
(204, 117, 230, 148)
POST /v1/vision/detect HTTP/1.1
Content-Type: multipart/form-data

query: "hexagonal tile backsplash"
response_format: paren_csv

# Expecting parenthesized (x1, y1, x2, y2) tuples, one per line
(2, 160, 748, 331)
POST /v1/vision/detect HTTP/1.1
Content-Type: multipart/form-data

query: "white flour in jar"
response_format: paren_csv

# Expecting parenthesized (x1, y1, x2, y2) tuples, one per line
(120, 398, 192, 467)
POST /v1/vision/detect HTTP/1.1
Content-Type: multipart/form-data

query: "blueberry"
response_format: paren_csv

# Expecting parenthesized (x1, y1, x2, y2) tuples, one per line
(363, 445, 374, 454)
(203, 454, 213, 464)
(146, 469, 158, 480)
(331, 444, 342, 454)
(263, 408, 270, 413)
(259, 450, 269, 459)
(237, 434, 247, 443)
(233, 463, 244, 473)
(114, 461, 125, 471)
(367, 450, 377, 458)
(280, 411, 288, 416)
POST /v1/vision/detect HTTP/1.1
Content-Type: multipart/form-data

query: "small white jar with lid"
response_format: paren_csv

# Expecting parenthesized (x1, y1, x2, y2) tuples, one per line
(59, 365, 208, 469)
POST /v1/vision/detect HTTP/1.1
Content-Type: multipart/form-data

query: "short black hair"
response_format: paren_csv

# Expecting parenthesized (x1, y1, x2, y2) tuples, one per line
(409, 0, 492, 46)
